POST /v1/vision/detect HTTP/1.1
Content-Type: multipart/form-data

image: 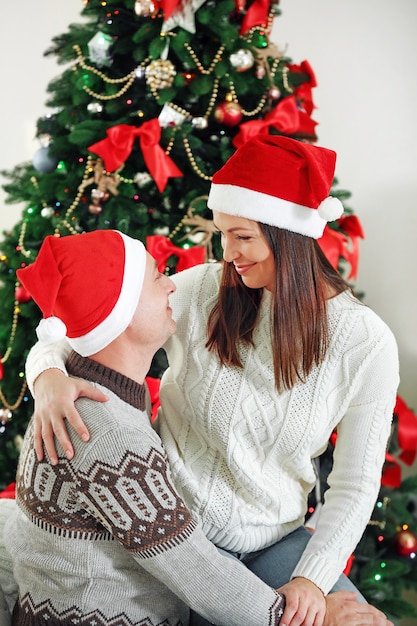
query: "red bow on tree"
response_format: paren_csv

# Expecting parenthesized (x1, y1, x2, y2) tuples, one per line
(88, 119, 183, 192)
(379, 394, 417, 487)
(238, 0, 270, 35)
(381, 452, 402, 488)
(287, 60, 317, 116)
(331, 395, 417, 489)
(146, 235, 206, 274)
(146, 376, 161, 422)
(0, 482, 15, 498)
(232, 96, 315, 148)
(394, 395, 417, 466)
(318, 215, 365, 281)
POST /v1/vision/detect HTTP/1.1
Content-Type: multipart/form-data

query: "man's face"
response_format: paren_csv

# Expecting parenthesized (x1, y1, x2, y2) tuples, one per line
(129, 253, 176, 350)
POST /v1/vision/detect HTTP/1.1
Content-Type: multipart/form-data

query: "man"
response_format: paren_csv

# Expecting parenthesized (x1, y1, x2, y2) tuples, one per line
(4, 229, 285, 625)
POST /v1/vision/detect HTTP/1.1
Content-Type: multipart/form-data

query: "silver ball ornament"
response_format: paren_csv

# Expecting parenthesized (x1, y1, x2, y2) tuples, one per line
(32, 146, 59, 174)
(230, 49, 255, 72)
(192, 117, 208, 130)
(41, 206, 55, 219)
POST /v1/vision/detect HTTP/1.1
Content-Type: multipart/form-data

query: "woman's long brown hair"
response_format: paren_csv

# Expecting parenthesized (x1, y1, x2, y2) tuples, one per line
(206, 224, 353, 392)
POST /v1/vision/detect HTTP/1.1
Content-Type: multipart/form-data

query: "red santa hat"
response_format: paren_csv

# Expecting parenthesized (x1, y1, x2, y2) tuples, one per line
(207, 134, 344, 239)
(16, 230, 146, 357)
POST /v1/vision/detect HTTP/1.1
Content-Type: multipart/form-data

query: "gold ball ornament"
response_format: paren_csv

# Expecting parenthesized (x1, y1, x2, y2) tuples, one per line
(134, 0, 156, 16)
(146, 59, 176, 90)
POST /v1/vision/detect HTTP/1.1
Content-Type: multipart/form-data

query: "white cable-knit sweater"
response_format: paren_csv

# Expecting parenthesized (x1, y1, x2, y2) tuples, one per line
(26, 262, 399, 596)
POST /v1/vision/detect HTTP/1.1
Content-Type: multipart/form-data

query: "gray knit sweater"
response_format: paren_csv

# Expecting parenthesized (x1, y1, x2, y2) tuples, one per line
(5, 353, 284, 626)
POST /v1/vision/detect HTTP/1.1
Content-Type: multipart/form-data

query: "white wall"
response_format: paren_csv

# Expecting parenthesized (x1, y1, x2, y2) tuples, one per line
(0, 1, 82, 228)
(2, 0, 416, 434)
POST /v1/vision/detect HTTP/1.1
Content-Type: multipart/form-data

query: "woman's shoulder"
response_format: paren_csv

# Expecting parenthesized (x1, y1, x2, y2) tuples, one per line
(171, 261, 222, 293)
(329, 290, 398, 349)
(168, 262, 221, 326)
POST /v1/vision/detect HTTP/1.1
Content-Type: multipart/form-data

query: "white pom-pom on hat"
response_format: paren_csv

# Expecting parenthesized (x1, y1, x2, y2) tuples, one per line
(36, 317, 67, 344)
(317, 196, 344, 222)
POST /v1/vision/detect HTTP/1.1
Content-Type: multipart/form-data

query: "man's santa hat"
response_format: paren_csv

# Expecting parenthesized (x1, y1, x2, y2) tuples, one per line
(16, 230, 146, 357)
(207, 134, 343, 239)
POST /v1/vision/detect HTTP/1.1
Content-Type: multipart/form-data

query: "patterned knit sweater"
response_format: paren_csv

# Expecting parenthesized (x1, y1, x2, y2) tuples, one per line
(26, 262, 399, 596)
(8, 353, 284, 626)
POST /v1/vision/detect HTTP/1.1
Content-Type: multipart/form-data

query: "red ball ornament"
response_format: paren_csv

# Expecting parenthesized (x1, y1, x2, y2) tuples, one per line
(393, 529, 417, 556)
(268, 86, 281, 100)
(214, 101, 243, 127)
(15, 285, 32, 303)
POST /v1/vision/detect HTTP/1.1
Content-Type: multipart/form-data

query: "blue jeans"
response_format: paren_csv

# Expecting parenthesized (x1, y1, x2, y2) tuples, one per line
(190, 526, 365, 625)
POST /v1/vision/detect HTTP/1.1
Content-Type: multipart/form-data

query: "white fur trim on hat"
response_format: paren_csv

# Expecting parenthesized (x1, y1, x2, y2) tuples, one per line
(208, 183, 330, 239)
(68, 233, 146, 356)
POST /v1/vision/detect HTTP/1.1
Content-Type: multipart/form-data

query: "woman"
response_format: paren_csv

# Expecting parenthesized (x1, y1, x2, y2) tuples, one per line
(26, 135, 399, 626)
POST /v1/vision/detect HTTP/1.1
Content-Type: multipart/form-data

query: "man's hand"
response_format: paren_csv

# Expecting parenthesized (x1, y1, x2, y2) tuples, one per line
(324, 591, 394, 626)
(277, 577, 326, 626)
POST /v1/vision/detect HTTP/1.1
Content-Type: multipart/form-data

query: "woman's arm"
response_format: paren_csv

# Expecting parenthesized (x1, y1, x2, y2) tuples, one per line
(26, 339, 107, 463)
(292, 325, 399, 593)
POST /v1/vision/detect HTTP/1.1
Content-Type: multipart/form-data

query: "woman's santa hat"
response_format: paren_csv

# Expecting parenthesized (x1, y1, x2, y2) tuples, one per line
(16, 230, 146, 357)
(207, 134, 343, 239)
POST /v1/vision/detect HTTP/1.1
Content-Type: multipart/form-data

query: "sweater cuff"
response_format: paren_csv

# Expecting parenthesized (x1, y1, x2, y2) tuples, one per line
(291, 553, 339, 595)
(25, 339, 70, 397)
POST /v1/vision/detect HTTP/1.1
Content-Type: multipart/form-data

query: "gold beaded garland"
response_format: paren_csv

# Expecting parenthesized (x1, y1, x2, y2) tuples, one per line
(150, 78, 220, 128)
(183, 136, 212, 181)
(0, 380, 27, 412)
(0, 280, 28, 412)
(17, 222, 33, 260)
(183, 43, 225, 76)
(73, 44, 148, 101)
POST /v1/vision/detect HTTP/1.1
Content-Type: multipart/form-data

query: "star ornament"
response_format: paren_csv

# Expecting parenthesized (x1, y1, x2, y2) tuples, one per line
(161, 0, 207, 34)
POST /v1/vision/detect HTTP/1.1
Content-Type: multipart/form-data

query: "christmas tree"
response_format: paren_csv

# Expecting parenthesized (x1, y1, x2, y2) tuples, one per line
(308, 396, 417, 620)
(0, 0, 415, 620)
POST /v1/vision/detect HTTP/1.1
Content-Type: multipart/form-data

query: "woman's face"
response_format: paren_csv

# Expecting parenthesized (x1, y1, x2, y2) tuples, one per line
(212, 210, 275, 291)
